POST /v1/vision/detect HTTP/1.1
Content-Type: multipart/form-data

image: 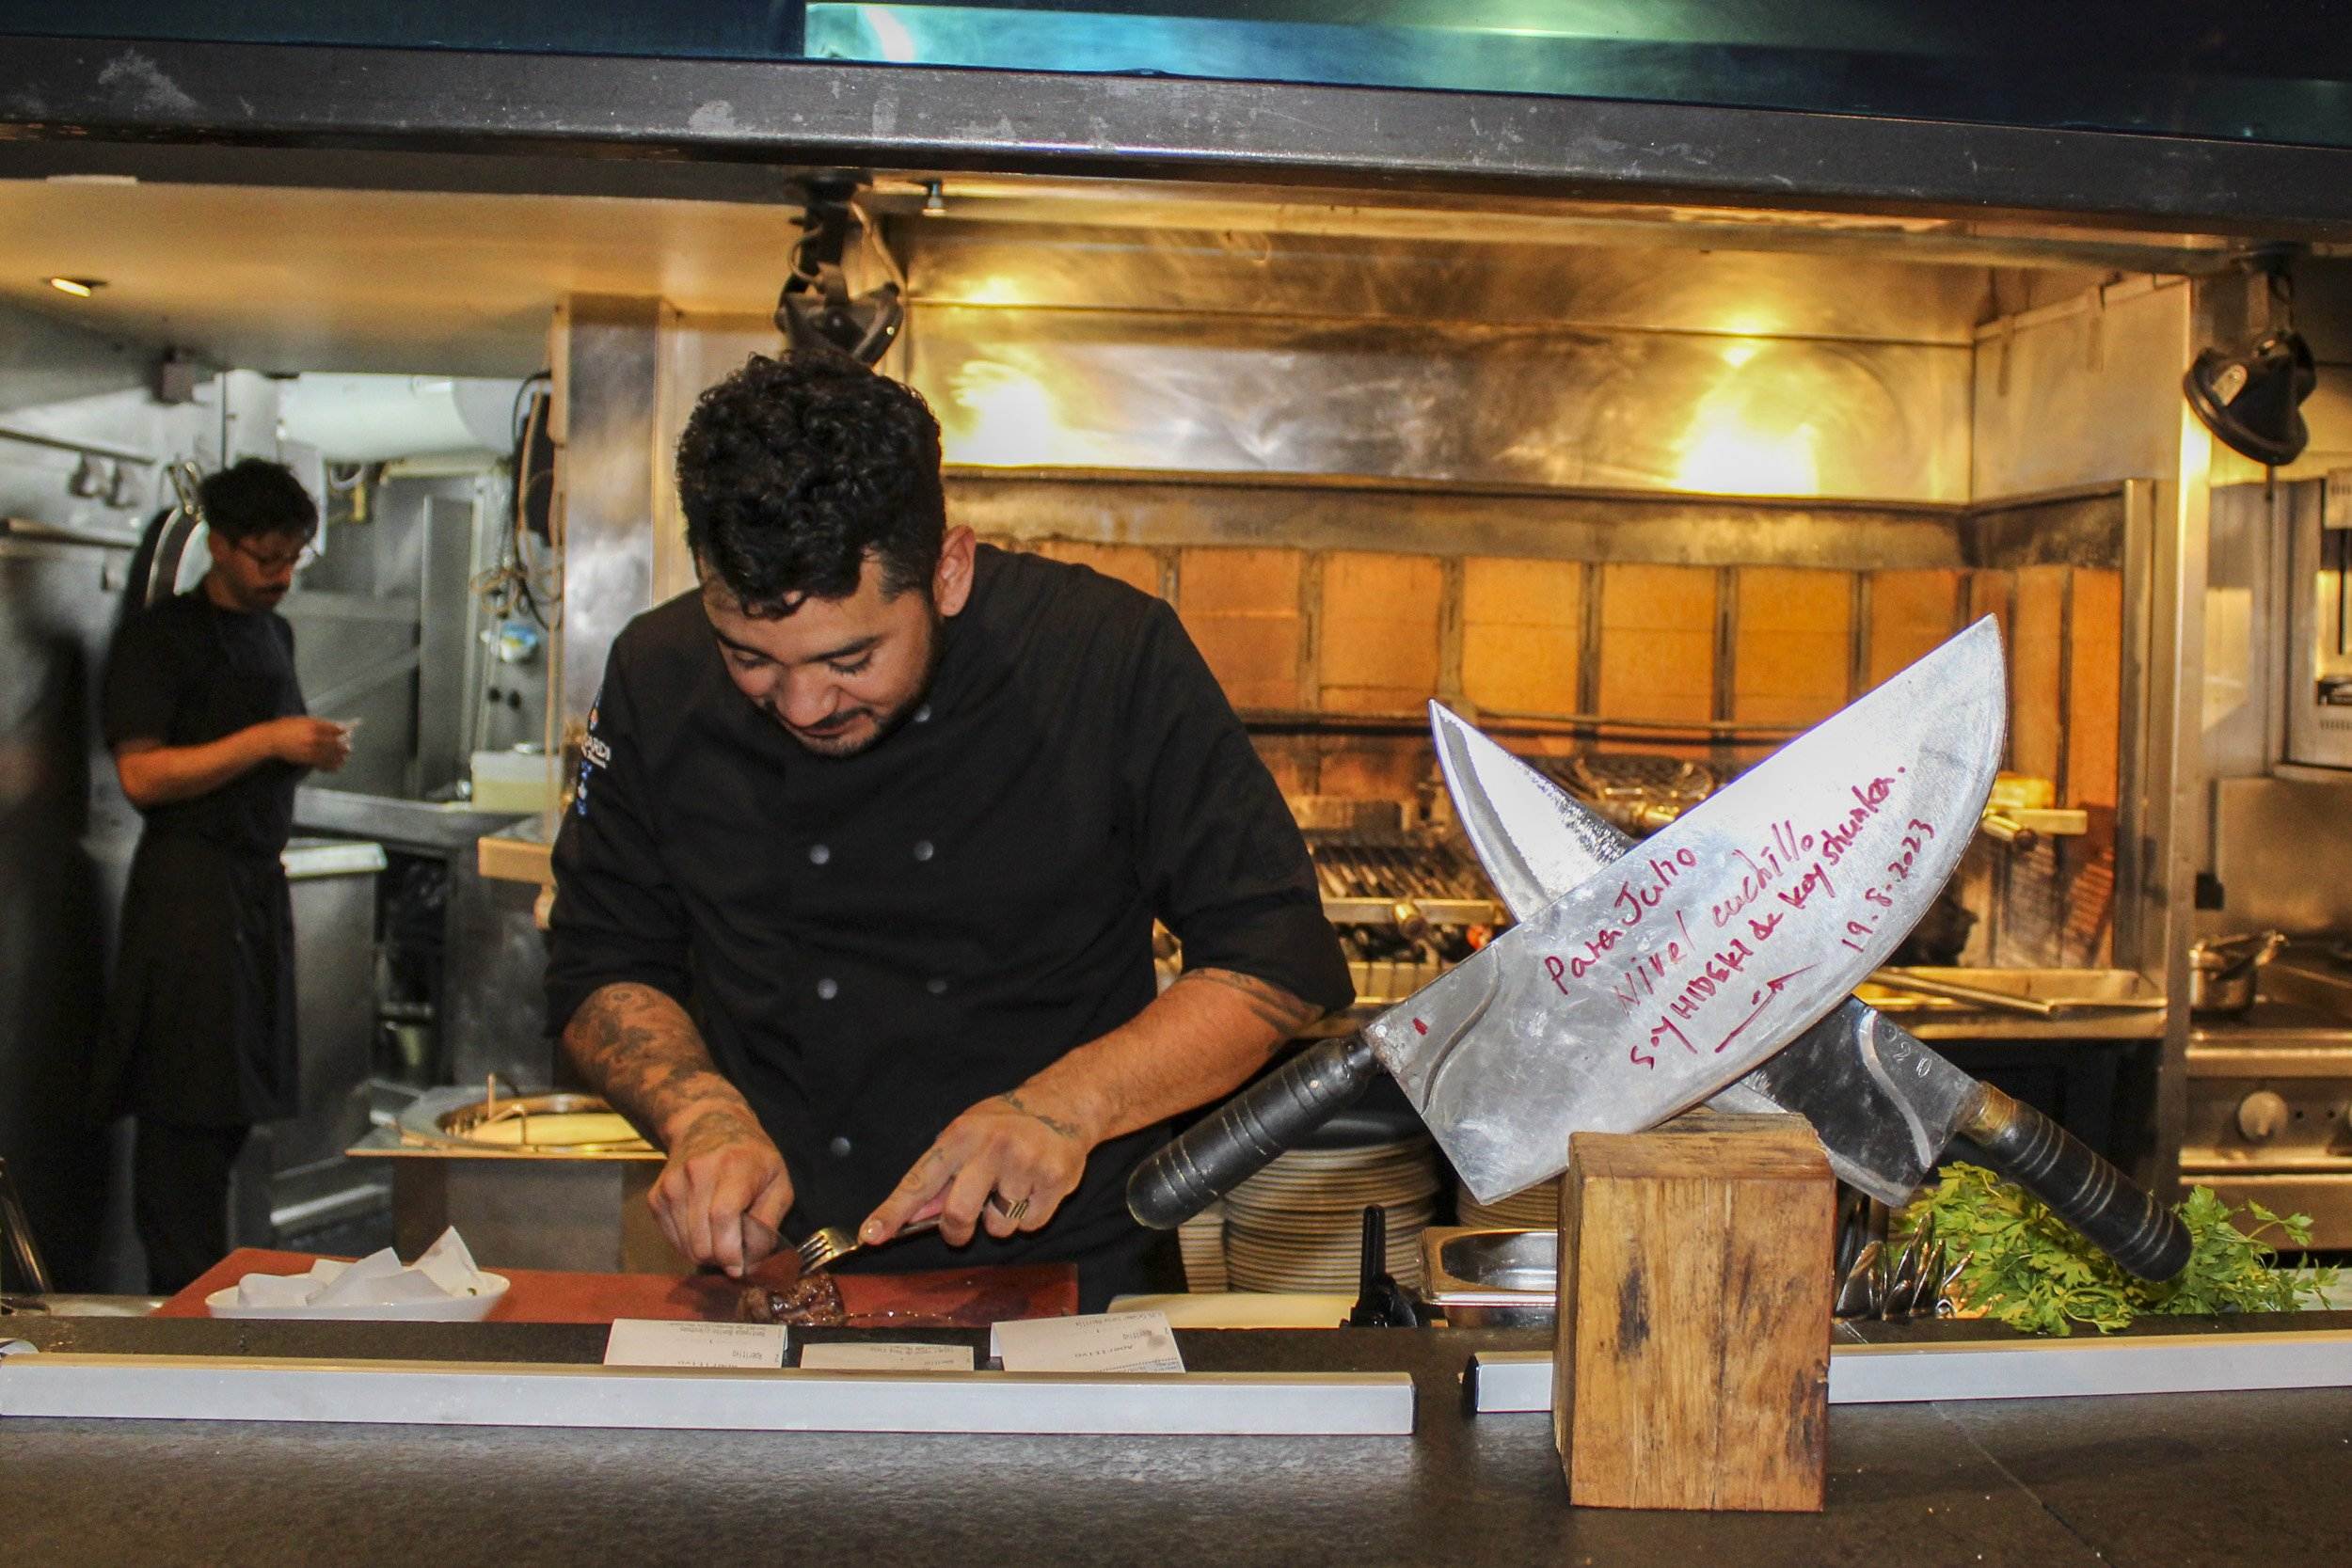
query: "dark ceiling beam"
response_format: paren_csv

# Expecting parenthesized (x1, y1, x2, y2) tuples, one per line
(2, 35, 2350, 241)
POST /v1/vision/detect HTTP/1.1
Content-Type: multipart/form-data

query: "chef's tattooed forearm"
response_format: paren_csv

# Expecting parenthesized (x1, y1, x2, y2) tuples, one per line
(1176, 968, 1324, 1040)
(995, 1090, 1084, 1143)
(673, 1106, 758, 1160)
(564, 982, 747, 1143)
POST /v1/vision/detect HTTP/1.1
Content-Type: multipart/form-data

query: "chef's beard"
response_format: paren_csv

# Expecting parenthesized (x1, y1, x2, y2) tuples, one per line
(776, 600, 947, 759)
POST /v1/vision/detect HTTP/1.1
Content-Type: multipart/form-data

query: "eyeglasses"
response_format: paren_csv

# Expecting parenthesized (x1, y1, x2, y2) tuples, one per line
(232, 538, 320, 574)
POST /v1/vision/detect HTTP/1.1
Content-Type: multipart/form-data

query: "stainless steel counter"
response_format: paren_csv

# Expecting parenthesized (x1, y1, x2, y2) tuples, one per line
(294, 785, 528, 854)
(5, 1317, 2350, 1568)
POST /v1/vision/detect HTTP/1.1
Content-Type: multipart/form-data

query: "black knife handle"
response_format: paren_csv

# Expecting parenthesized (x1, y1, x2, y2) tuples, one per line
(1962, 1085, 2191, 1281)
(1127, 1034, 1383, 1230)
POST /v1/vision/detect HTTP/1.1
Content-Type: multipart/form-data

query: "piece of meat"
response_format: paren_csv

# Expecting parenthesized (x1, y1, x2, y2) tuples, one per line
(739, 1273, 847, 1327)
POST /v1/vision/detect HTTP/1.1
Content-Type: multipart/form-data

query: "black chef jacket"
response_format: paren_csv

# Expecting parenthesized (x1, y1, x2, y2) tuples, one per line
(548, 546, 1352, 1300)
(97, 588, 307, 1125)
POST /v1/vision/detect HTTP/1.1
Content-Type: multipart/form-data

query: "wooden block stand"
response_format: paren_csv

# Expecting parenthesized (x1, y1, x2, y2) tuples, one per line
(1551, 1112, 1835, 1513)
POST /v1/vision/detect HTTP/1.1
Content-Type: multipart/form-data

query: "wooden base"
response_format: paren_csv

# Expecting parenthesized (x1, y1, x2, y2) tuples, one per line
(1552, 1111, 1834, 1513)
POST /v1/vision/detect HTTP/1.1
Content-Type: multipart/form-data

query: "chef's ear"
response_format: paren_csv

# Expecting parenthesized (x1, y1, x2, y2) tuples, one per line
(932, 527, 977, 618)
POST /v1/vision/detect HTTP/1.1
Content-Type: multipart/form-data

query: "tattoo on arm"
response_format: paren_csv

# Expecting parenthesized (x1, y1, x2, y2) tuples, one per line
(1177, 968, 1324, 1038)
(995, 1091, 1085, 1143)
(564, 982, 747, 1146)
(672, 1107, 753, 1160)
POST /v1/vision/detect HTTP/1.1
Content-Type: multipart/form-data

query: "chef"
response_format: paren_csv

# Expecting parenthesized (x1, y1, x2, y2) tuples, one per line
(99, 457, 352, 1292)
(547, 350, 1352, 1309)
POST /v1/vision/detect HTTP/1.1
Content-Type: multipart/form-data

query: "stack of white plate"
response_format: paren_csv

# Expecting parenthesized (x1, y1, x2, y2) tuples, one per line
(1457, 1179, 1558, 1231)
(1178, 1203, 1229, 1291)
(1222, 1136, 1441, 1293)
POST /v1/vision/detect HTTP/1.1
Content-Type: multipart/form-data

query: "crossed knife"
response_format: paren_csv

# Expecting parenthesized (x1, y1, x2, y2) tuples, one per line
(1133, 619, 2187, 1280)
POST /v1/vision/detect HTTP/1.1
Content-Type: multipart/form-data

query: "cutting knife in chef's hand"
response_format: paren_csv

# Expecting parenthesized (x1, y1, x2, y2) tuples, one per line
(1130, 620, 2187, 1282)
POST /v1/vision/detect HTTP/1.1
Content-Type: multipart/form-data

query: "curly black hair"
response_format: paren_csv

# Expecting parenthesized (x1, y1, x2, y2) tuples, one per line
(676, 349, 946, 615)
(199, 457, 318, 544)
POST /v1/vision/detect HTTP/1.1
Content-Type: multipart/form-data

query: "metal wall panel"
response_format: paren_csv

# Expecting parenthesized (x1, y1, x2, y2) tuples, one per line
(0, 300, 149, 417)
(417, 489, 481, 797)
(554, 296, 661, 734)
(2201, 483, 2281, 784)
(912, 306, 1972, 500)
(945, 471, 1964, 568)
(2211, 775, 2352, 934)
(906, 222, 1995, 342)
(1972, 280, 2190, 499)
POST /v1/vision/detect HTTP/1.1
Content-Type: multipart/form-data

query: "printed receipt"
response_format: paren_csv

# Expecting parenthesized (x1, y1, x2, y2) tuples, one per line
(603, 1318, 786, 1370)
(799, 1341, 975, 1372)
(989, 1310, 1185, 1374)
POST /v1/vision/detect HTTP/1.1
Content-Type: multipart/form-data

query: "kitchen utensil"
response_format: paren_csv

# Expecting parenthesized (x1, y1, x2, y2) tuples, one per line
(1556, 752, 1720, 834)
(1131, 619, 2005, 1227)
(1345, 1205, 1419, 1326)
(1835, 1241, 1884, 1319)
(1415, 1227, 1559, 1326)
(0, 1156, 51, 1298)
(1866, 967, 2061, 1017)
(1831, 1211, 1971, 1323)
(2188, 931, 2286, 1015)
(1883, 1226, 1929, 1321)
(791, 1194, 1028, 1275)
(1430, 672, 2191, 1282)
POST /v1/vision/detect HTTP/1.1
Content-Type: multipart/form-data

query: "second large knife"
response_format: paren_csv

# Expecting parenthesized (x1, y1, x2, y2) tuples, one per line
(1432, 678, 2188, 1281)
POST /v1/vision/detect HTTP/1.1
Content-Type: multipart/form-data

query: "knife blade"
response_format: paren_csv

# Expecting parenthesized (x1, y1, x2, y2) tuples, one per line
(1430, 627, 2188, 1281)
(1129, 619, 2002, 1230)
(1364, 616, 2004, 1203)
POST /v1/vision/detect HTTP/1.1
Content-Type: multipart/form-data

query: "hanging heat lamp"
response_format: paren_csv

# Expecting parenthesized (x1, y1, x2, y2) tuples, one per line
(2184, 266, 2317, 467)
(774, 174, 904, 366)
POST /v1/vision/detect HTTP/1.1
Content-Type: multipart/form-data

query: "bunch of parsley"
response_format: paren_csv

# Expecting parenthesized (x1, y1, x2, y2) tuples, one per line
(1892, 1162, 2340, 1336)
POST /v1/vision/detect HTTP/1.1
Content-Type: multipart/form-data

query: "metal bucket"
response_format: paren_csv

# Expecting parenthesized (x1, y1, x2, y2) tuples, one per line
(2190, 932, 2286, 1016)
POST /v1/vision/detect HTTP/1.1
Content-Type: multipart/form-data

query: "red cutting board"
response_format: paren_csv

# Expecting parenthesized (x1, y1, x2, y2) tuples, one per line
(156, 1248, 1078, 1327)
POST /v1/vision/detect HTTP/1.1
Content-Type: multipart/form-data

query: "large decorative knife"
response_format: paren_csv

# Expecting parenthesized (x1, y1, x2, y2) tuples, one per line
(1426, 669, 2187, 1280)
(1135, 624, 2013, 1230)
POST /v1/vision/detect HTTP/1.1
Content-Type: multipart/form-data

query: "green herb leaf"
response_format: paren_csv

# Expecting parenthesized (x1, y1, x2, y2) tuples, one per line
(1891, 1163, 2339, 1335)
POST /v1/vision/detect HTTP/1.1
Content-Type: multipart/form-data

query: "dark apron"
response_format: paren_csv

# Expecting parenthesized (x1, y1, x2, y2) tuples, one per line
(95, 832, 297, 1128)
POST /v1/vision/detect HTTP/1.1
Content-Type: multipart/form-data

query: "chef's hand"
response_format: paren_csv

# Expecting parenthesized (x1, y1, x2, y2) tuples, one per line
(260, 716, 353, 771)
(651, 1101, 795, 1278)
(861, 1087, 1095, 1248)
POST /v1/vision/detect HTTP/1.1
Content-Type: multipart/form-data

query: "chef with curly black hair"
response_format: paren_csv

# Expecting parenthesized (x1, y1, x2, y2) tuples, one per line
(547, 349, 1350, 1308)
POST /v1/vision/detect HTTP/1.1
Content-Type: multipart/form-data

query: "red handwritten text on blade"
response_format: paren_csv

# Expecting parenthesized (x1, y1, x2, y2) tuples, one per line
(1517, 763, 1947, 1070)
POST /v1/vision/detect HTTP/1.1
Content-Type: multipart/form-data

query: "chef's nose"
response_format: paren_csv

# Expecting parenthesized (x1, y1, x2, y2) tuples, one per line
(777, 668, 847, 727)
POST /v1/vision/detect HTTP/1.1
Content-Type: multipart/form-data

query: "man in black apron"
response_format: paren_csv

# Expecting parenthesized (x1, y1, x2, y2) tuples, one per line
(99, 458, 352, 1293)
(548, 351, 1352, 1310)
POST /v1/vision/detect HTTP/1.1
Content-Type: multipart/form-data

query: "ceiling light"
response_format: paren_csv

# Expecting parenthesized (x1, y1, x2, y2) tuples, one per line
(922, 181, 947, 217)
(47, 277, 103, 297)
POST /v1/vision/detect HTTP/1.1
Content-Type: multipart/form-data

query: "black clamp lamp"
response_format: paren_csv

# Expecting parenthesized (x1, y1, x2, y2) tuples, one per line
(2184, 265, 2317, 467)
(774, 175, 905, 366)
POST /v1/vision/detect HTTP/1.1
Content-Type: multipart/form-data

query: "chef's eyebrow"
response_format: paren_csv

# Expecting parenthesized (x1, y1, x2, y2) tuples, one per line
(711, 627, 882, 666)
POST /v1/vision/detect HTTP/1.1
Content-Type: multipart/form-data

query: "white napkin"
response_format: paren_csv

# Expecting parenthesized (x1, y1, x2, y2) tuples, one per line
(414, 1227, 487, 1297)
(232, 1227, 492, 1309)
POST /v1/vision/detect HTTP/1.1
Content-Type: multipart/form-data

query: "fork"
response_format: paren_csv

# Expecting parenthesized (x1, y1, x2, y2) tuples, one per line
(791, 1194, 1031, 1275)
